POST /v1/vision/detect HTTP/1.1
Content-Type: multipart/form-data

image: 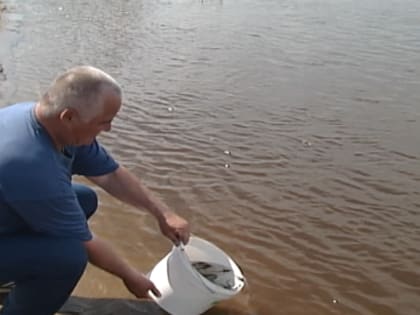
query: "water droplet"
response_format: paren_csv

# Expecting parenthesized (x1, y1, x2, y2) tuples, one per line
(167, 107, 174, 112)
(223, 150, 231, 155)
(332, 299, 337, 304)
(224, 163, 230, 168)
(301, 139, 312, 147)
(58, 6, 63, 11)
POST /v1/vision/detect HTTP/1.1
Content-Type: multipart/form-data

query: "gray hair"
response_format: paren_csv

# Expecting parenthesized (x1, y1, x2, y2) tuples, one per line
(41, 66, 122, 121)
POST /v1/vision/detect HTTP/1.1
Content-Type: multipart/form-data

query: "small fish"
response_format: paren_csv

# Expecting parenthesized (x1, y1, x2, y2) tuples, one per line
(192, 261, 235, 290)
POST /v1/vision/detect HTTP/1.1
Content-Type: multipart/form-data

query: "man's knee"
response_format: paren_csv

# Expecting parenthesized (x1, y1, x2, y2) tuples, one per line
(45, 239, 88, 278)
(73, 183, 98, 219)
(0, 236, 88, 283)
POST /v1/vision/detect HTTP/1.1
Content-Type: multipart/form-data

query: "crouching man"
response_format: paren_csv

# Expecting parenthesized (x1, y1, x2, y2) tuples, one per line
(0, 66, 190, 315)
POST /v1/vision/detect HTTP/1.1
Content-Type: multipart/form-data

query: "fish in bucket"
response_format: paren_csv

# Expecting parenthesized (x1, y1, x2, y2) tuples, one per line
(148, 236, 246, 315)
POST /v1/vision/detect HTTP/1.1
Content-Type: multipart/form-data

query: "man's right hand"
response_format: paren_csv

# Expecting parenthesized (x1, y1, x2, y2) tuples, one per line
(84, 235, 161, 299)
(122, 269, 161, 299)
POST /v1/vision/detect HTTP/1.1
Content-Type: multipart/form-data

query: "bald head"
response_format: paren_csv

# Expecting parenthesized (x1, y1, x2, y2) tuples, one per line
(40, 66, 122, 122)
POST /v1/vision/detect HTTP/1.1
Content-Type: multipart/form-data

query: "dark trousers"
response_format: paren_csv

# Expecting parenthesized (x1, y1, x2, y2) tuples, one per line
(0, 183, 98, 315)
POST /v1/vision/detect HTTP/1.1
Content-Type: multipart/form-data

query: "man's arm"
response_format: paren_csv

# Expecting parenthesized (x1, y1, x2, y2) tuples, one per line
(87, 165, 190, 245)
(84, 234, 161, 298)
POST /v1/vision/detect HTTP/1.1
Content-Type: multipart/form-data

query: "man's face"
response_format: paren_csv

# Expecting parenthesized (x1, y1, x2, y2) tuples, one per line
(70, 90, 121, 146)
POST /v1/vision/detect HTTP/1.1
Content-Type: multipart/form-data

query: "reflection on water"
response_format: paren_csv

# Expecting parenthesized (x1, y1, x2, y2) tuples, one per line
(1, 0, 420, 315)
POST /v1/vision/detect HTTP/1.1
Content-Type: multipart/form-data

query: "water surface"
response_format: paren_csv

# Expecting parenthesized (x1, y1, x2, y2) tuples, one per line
(0, 1, 419, 314)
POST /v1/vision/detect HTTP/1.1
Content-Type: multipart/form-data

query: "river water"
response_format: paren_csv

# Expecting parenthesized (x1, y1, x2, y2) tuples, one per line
(1, 1, 420, 315)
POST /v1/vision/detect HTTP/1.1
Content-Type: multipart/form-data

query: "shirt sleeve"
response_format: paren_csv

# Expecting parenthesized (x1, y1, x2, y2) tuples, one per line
(7, 195, 92, 241)
(72, 140, 119, 176)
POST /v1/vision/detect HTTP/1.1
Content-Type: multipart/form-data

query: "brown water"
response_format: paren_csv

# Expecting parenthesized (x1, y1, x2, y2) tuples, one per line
(1, 0, 420, 314)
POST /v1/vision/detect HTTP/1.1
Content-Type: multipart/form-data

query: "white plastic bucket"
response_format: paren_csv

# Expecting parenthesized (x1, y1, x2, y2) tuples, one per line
(148, 236, 246, 315)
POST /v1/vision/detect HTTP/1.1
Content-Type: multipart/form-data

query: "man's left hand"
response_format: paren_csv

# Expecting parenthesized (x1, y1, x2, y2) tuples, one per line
(158, 212, 190, 246)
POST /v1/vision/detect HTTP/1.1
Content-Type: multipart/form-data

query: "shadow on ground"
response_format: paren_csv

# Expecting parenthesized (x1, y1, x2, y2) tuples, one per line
(0, 292, 251, 315)
(0, 293, 167, 315)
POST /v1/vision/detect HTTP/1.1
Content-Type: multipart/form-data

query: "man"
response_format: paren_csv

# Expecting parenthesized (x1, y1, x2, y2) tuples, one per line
(0, 66, 190, 315)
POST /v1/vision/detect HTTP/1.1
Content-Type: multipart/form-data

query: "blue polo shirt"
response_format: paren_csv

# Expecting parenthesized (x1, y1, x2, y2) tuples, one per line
(0, 102, 119, 241)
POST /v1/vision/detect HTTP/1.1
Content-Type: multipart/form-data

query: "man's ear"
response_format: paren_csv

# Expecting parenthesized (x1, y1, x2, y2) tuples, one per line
(59, 108, 78, 123)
